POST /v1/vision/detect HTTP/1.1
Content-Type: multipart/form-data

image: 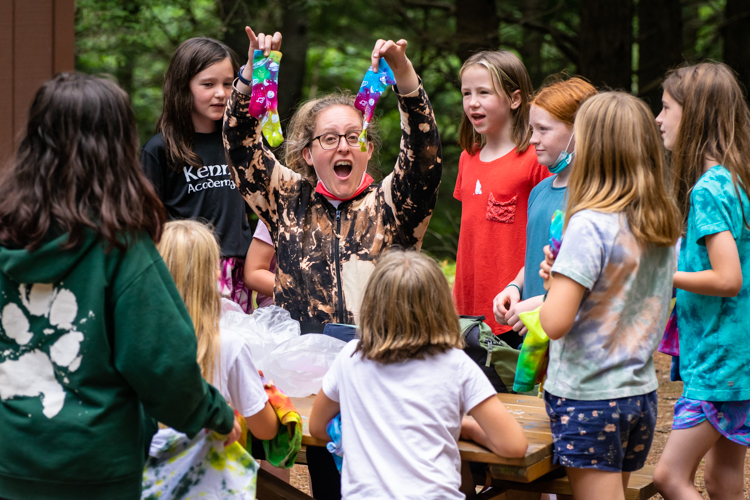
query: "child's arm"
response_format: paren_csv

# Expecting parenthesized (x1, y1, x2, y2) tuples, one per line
(504, 294, 544, 335)
(245, 401, 279, 441)
(309, 389, 341, 442)
(673, 230, 742, 296)
(493, 268, 524, 325)
(538, 274, 586, 340)
(461, 396, 528, 458)
(244, 238, 275, 297)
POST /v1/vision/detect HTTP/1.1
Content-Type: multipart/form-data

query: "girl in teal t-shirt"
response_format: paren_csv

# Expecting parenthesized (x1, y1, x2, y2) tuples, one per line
(654, 63, 750, 500)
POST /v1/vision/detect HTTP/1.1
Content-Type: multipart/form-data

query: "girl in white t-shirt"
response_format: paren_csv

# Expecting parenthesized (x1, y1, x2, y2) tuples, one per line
(309, 250, 528, 500)
(157, 220, 279, 437)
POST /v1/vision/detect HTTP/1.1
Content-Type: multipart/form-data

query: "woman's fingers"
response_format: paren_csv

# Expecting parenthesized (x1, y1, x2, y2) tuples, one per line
(371, 39, 386, 72)
(245, 28, 282, 57)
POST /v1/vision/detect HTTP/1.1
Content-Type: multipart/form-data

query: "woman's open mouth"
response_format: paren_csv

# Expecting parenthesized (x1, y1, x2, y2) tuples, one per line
(334, 160, 353, 179)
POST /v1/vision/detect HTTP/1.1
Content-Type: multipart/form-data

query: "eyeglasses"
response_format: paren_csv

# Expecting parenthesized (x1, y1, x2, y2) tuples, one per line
(311, 131, 363, 150)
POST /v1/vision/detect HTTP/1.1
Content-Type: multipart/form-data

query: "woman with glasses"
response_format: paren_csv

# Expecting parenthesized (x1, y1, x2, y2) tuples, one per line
(225, 28, 442, 334)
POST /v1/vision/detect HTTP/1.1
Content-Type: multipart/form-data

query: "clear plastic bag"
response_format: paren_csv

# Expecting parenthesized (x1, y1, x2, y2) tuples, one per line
(219, 302, 300, 371)
(263, 334, 347, 397)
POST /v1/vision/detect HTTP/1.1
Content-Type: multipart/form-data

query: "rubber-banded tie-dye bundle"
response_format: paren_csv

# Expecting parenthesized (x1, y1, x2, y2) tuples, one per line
(258, 375, 302, 468)
(355, 58, 396, 152)
(513, 210, 564, 393)
(326, 413, 343, 471)
(248, 49, 284, 147)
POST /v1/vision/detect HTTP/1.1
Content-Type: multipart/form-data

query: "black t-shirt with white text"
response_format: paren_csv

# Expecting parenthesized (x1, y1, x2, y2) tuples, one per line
(141, 131, 252, 258)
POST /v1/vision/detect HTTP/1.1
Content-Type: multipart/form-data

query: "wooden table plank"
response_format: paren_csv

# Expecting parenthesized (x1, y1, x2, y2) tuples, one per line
(291, 393, 556, 483)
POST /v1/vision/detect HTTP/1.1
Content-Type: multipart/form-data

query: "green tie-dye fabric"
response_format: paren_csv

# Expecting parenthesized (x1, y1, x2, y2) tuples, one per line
(545, 210, 674, 400)
(677, 165, 750, 402)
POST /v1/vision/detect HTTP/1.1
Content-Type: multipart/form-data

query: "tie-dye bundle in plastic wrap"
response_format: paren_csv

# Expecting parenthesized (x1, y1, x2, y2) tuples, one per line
(513, 210, 564, 393)
(355, 58, 396, 151)
(548, 209, 564, 258)
(326, 413, 343, 471)
(248, 50, 284, 147)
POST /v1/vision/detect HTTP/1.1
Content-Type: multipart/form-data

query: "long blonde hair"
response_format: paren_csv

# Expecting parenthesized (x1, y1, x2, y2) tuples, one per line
(662, 62, 750, 229)
(458, 51, 534, 155)
(157, 220, 221, 384)
(355, 250, 462, 364)
(565, 92, 681, 247)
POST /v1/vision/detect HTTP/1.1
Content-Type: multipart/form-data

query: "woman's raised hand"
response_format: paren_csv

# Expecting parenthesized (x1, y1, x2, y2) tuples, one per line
(245, 27, 282, 59)
(371, 39, 419, 95)
(238, 27, 282, 95)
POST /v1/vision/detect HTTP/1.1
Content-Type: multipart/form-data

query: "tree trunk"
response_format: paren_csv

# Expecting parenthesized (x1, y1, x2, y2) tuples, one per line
(518, 0, 544, 87)
(578, 0, 634, 91)
(278, 0, 308, 124)
(638, 0, 683, 114)
(455, 0, 499, 62)
(723, 0, 750, 96)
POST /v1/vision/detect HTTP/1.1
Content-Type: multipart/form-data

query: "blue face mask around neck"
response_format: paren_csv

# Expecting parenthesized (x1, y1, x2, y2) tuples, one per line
(548, 132, 575, 174)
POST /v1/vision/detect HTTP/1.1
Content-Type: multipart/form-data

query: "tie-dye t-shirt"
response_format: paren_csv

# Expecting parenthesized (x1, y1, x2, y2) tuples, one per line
(545, 210, 674, 400)
(677, 165, 750, 402)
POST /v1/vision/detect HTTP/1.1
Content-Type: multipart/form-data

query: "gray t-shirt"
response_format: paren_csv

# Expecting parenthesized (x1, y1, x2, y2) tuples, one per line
(544, 210, 674, 400)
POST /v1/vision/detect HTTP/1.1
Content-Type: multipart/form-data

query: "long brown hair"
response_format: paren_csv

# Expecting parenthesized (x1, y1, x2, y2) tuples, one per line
(0, 73, 165, 251)
(458, 51, 534, 155)
(662, 62, 750, 228)
(158, 220, 221, 385)
(355, 250, 462, 364)
(157, 37, 238, 171)
(565, 92, 681, 247)
(284, 91, 382, 185)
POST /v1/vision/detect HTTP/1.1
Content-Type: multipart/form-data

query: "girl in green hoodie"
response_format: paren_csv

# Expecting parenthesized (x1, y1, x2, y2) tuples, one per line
(0, 73, 240, 500)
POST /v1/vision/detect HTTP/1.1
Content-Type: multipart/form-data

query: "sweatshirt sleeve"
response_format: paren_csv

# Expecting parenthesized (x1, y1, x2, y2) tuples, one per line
(112, 250, 234, 436)
(140, 144, 165, 198)
(381, 81, 442, 249)
(223, 83, 304, 240)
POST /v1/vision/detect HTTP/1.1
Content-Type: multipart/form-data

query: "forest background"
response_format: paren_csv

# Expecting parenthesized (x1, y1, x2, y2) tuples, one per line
(75, 0, 750, 267)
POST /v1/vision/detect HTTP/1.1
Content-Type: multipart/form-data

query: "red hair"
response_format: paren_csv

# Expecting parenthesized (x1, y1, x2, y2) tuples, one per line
(532, 76, 597, 126)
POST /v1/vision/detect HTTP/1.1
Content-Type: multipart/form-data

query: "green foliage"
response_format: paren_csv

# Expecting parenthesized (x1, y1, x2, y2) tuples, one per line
(74, 0, 732, 258)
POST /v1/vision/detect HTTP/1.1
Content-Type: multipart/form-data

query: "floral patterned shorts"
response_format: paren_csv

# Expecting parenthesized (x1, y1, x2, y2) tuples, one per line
(544, 390, 658, 472)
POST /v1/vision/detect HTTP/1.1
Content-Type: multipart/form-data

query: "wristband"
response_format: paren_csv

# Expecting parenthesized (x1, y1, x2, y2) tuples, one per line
(505, 283, 522, 296)
(237, 64, 252, 86)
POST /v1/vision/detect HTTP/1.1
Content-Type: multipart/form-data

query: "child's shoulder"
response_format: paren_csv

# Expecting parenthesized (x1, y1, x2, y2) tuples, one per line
(142, 133, 166, 153)
(694, 165, 739, 195)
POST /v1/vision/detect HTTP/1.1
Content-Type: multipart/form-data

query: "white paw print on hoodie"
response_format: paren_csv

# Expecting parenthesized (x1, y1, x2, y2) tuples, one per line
(0, 284, 87, 418)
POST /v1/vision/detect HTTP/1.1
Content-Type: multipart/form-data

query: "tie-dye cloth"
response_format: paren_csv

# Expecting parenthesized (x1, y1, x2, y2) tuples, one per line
(514, 307, 549, 393)
(142, 425, 259, 500)
(260, 377, 302, 468)
(355, 58, 396, 151)
(545, 210, 674, 400)
(248, 50, 283, 147)
(219, 256, 252, 313)
(672, 397, 750, 446)
(326, 413, 344, 471)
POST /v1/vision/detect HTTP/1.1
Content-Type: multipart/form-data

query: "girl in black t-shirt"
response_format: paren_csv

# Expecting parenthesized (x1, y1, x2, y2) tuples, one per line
(141, 37, 256, 313)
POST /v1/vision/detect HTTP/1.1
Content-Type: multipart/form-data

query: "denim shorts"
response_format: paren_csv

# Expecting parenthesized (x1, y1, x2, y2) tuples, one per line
(544, 390, 658, 472)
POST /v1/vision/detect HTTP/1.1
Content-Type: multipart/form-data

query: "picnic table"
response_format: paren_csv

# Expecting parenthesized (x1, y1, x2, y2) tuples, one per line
(290, 392, 556, 484)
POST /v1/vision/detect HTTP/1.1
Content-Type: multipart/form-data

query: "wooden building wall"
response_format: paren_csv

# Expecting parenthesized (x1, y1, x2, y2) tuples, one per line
(0, 0, 75, 162)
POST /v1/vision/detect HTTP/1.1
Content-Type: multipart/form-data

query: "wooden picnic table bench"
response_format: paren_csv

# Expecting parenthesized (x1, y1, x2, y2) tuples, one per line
(257, 393, 656, 500)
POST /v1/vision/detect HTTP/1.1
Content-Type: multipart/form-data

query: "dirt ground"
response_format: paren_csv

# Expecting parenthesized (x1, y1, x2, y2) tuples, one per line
(287, 351, 750, 498)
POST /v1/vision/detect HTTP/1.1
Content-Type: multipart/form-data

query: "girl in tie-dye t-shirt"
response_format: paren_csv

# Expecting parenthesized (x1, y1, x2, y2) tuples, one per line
(653, 63, 750, 500)
(536, 92, 681, 500)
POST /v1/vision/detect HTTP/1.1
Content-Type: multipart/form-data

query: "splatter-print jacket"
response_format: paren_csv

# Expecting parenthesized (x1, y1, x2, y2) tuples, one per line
(224, 83, 441, 328)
